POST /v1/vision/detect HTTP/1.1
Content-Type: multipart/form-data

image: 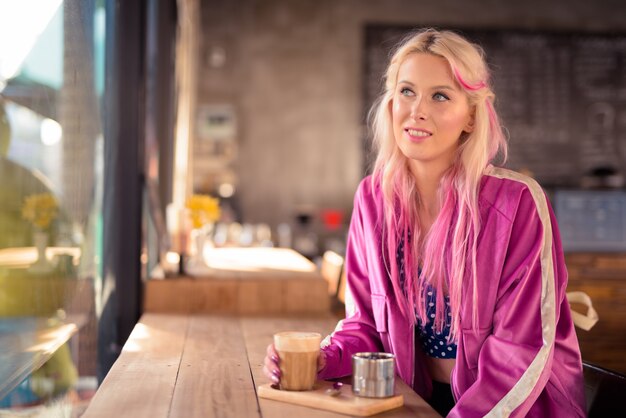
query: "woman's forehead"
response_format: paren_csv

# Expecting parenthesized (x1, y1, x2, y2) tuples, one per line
(397, 53, 458, 88)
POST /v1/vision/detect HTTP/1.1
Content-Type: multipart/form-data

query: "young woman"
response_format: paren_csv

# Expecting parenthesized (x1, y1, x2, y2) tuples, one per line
(264, 28, 586, 417)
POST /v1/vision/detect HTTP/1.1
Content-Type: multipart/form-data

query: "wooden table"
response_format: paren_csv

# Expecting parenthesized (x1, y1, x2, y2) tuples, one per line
(145, 247, 330, 315)
(82, 314, 441, 418)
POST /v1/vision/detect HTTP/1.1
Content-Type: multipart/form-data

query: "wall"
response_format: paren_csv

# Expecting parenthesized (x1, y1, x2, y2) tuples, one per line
(195, 0, 626, 232)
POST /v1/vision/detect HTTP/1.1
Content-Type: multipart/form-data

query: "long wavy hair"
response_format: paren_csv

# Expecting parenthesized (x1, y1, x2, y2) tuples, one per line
(370, 28, 507, 340)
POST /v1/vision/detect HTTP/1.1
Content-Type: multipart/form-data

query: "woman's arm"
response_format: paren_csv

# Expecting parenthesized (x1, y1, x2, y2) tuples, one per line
(450, 186, 567, 418)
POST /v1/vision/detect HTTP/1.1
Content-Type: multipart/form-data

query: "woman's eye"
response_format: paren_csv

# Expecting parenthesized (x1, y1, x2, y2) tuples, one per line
(433, 92, 449, 101)
(400, 87, 414, 96)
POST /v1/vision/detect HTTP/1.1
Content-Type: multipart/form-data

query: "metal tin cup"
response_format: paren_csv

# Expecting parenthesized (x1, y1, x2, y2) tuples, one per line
(351, 352, 395, 398)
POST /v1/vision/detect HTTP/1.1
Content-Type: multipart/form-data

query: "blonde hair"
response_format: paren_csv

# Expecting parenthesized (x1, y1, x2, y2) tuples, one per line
(370, 28, 507, 339)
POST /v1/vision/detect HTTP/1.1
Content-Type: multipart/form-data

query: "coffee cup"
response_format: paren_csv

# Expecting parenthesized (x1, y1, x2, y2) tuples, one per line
(352, 352, 396, 398)
(273, 331, 321, 391)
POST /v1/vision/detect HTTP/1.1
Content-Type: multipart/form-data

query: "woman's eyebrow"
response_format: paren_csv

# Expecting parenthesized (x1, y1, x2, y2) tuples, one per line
(431, 85, 455, 91)
(397, 80, 456, 91)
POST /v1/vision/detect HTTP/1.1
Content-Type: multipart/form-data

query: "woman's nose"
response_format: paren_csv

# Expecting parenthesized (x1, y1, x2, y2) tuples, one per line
(410, 98, 427, 120)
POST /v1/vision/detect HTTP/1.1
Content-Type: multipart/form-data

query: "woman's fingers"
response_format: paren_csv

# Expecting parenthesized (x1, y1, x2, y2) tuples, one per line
(264, 344, 326, 383)
(267, 343, 280, 363)
(317, 349, 326, 372)
(264, 344, 281, 384)
(262, 364, 280, 384)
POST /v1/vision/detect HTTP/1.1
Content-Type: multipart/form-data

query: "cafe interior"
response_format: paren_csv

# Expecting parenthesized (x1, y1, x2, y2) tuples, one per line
(0, 0, 625, 416)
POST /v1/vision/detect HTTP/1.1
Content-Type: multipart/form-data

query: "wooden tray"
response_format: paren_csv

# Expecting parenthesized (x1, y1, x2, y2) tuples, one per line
(257, 380, 404, 416)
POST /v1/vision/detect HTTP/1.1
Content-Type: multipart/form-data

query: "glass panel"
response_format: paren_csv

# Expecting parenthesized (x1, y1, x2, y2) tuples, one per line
(0, 0, 104, 414)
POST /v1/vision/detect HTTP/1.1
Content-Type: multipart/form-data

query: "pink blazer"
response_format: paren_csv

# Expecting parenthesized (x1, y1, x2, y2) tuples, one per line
(318, 167, 586, 417)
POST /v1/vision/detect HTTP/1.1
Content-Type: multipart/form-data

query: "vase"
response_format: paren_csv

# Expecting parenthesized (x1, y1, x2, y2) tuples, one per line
(29, 230, 53, 274)
(185, 224, 214, 274)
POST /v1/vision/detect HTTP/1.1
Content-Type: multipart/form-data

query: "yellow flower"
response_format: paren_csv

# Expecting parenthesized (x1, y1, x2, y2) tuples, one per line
(22, 193, 59, 230)
(185, 194, 220, 229)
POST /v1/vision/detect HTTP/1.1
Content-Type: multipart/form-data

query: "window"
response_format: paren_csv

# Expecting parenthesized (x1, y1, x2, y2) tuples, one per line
(0, 0, 105, 413)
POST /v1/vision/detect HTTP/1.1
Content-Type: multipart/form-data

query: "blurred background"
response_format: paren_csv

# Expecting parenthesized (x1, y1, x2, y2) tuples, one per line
(0, 0, 624, 415)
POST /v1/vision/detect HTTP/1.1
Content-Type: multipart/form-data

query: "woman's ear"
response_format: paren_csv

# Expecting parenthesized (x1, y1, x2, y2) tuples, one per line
(464, 110, 476, 133)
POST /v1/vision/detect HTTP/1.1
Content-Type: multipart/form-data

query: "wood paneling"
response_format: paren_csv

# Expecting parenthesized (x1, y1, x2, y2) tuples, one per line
(144, 276, 330, 315)
(144, 248, 331, 315)
(566, 253, 626, 374)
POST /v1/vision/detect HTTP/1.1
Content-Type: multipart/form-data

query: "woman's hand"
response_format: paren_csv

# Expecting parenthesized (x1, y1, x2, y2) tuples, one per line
(317, 348, 326, 371)
(262, 344, 282, 385)
(262, 343, 327, 385)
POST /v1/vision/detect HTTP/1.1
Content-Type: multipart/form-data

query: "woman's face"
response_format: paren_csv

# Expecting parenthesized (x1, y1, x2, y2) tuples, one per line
(391, 53, 474, 171)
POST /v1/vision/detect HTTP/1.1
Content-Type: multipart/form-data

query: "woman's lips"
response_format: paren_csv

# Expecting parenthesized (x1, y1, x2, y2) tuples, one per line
(405, 128, 432, 142)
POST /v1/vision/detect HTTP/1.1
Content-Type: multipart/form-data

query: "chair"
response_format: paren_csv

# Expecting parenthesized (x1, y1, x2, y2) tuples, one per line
(320, 250, 344, 297)
(336, 267, 360, 319)
(583, 361, 626, 417)
(567, 291, 599, 331)
(565, 292, 621, 416)
(336, 268, 347, 305)
(320, 251, 347, 318)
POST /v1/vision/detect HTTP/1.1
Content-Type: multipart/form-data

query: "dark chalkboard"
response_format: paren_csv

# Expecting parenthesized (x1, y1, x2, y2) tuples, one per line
(363, 26, 626, 187)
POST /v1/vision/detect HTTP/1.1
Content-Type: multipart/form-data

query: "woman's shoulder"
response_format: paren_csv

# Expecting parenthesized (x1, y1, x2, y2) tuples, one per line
(351, 175, 385, 216)
(355, 174, 381, 200)
(480, 166, 549, 221)
(482, 165, 543, 193)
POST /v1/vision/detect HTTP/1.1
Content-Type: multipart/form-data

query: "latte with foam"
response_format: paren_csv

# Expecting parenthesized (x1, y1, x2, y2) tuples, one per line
(274, 331, 321, 391)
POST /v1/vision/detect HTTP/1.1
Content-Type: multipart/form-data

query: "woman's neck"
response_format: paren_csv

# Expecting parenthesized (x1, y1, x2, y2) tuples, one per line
(409, 160, 451, 225)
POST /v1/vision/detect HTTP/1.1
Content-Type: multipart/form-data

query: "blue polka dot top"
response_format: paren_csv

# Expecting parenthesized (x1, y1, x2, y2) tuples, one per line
(397, 238, 458, 359)
(417, 286, 457, 358)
